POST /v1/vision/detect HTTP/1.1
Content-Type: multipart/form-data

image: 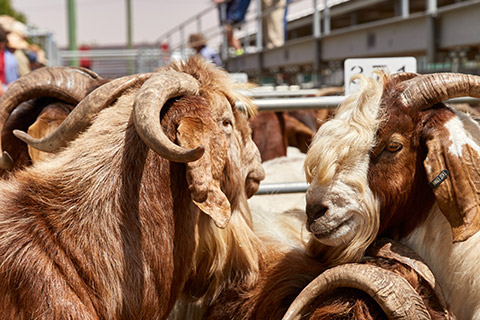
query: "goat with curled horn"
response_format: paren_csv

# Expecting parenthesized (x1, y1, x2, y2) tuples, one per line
(0, 66, 108, 176)
(0, 57, 265, 319)
(171, 205, 450, 320)
(303, 71, 480, 319)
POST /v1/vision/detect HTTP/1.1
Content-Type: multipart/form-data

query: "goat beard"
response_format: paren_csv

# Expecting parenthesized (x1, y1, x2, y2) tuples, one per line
(185, 199, 263, 305)
(306, 199, 380, 267)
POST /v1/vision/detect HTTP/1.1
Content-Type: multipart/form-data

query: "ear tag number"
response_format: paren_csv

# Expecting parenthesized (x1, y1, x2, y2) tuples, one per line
(429, 169, 450, 188)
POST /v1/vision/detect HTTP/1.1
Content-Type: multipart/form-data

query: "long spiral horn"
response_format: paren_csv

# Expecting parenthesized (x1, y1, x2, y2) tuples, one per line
(133, 68, 204, 163)
(282, 263, 431, 320)
(0, 66, 104, 169)
(13, 73, 153, 153)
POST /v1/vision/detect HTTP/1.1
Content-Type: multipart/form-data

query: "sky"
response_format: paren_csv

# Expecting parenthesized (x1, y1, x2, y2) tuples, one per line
(10, 0, 218, 48)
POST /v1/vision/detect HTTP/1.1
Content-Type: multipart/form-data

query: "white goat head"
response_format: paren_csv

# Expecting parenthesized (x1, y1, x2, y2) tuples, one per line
(304, 72, 480, 265)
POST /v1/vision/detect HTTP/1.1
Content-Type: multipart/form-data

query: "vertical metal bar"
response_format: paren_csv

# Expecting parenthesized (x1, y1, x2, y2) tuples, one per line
(220, 2, 228, 60)
(126, 0, 133, 49)
(322, 0, 330, 35)
(426, 15, 436, 64)
(67, 0, 78, 66)
(180, 26, 185, 60)
(126, 0, 134, 74)
(427, 0, 437, 15)
(313, 0, 321, 38)
(196, 15, 202, 33)
(313, 0, 321, 86)
(166, 33, 172, 66)
(401, 0, 409, 18)
(243, 29, 249, 50)
(256, 0, 263, 52)
(426, 0, 438, 64)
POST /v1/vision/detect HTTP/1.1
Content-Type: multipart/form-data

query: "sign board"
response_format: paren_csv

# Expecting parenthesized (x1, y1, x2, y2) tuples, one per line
(344, 57, 417, 95)
(229, 72, 248, 83)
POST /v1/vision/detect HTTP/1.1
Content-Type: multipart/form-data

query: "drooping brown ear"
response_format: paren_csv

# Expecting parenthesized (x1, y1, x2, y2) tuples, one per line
(176, 115, 231, 228)
(423, 112, 480, 242)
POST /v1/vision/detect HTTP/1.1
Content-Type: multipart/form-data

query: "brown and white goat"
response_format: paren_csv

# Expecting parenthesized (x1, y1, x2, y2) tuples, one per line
(304, 72, 480, 319)
(172, 207, 445, 320)
(0, 57, 265, 319)
(0, 66, 107, 176)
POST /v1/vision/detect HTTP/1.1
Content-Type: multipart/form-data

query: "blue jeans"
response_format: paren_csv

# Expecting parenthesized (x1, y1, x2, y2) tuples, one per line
(220, 0, 251, 24)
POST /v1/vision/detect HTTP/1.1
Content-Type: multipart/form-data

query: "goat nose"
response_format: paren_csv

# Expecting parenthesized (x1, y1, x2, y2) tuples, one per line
(306, 203, 328, 220)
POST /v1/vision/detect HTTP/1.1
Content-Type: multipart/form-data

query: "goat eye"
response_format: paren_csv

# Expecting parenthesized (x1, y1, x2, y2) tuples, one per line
(386, 141, 402, 153)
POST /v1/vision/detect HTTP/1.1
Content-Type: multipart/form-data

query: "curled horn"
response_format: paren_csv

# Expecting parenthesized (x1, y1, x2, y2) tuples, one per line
(13, 73, 153, 153)
(398, 73, 480, 110)
(388, 72, 419, 85)
(0, 66, 103, 169)
(282, 263, 431, 320)
(133, 69, 204, 163)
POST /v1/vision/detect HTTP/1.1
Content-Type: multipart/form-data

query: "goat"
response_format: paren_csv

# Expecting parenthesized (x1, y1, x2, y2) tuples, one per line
(0, 57, 265, 319)
(0, 66, 107, 176)
(172, 205, 445, 320)
(303, 71, 480, 319)
(170, 147, 442, 319)
(249, 86, 343, 162)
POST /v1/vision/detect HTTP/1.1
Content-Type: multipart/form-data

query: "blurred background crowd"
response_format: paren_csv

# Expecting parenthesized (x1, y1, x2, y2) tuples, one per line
(0, 14, 46, 94)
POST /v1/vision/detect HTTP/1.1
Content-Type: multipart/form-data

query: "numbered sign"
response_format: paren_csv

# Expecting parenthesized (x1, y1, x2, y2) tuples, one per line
(344, 57, 417, 95)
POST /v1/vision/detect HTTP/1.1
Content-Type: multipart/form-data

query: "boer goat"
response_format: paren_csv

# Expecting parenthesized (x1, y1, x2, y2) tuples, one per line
(0, 57, 265, 319)
(304, 71, 480, 319)
(0, 66, 107, 176)
(169, 148, 444, 320)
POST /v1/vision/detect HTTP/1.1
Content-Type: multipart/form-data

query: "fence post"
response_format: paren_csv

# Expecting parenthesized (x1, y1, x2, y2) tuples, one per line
(220, 2, 229, 60)
(67, 0, 78, 67)
(256, 0, 263, 52)
(322, 0, 330, 35)
(196, 15, 202, 33)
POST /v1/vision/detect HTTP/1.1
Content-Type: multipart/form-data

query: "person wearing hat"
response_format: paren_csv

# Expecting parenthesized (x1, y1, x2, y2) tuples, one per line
(0, 25, 18, 92)
(188, 33, 223, 67)
(8, 20, 31, 77)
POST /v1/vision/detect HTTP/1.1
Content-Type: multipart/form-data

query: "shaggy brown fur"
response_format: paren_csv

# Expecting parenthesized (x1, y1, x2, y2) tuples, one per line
(180, 237, 449, 320)
(0, 58, 263, 319)
(249, 111, 288, 161)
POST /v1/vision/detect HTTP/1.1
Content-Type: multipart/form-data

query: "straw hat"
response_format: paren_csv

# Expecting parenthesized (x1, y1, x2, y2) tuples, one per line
(0, 15, 15, 32)
(7, 31, 28, 49)
(11, 21, 28, 37)
(188, 33, 207, 48)
(0, 18, 29, 50)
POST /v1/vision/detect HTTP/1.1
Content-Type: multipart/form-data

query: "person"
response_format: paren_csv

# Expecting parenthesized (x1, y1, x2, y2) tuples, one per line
(0, 25, 18, 92)
(262, 0, 286, 49)
(28, 43, 48, 70)
(8, 20, 31, 77)
(213, 0, 251, 56)
(188, 33, 223, 67)
(79, 44, 92, 69)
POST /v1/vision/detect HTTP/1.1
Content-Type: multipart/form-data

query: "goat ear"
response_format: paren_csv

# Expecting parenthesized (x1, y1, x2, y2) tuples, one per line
(423, 114, 480, 242)
(176, 116, 231, 229)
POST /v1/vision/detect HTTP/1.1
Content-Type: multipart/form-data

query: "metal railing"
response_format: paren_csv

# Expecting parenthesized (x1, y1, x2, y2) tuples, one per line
(154, 0, 323, 61)
(60, 48, 169, 79)
(252, 94, 480, 195)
